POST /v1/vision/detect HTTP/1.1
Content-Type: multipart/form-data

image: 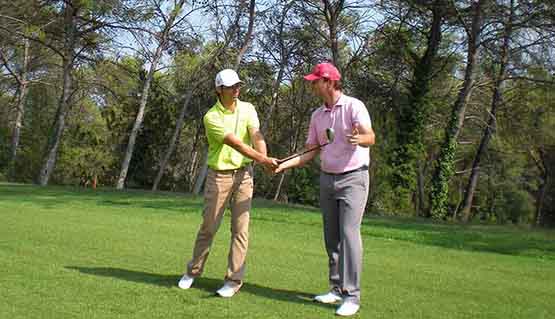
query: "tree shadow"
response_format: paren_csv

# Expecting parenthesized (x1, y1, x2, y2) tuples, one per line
(65, 266, 333, 309)
(362, 217, 555, 259)
(0, 184, 202, 214)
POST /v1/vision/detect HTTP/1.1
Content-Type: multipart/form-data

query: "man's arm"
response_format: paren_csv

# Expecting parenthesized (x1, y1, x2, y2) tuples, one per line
(347, 123, 375, 147)
(274, 144, 319, 173)
(249, 127, 267, 156)
(223, 132, 276, 167)
(204, 111, 276, 168)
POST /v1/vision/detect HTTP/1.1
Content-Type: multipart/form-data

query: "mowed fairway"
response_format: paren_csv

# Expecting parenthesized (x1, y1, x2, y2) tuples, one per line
(1, 183, 554, 319)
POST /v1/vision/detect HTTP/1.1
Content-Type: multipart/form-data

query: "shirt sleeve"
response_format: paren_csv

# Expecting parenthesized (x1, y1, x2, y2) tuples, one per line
(306, 113, 319, 145)
(351, 99, 372, 128)
(204, 113, 230, 145)
(247, 103, 260, 130)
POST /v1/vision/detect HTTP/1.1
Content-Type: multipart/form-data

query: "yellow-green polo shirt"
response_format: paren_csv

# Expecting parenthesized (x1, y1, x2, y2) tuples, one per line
(204, 99, 260, 170)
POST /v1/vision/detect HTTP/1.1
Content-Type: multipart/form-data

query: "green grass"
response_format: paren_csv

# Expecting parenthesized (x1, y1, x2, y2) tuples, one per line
(1, 183, 554, 318)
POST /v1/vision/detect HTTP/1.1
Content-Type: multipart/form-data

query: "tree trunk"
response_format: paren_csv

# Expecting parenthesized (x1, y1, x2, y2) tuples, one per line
(152, 88, 195, 191)
(192, 149, 208, 196)
(273, 172, 287, 202)
(187, 149, 199, 191)
(322, 0, 343, 65)
(38, 2, 76, 186)
(392, 2, 444, 211)
(234, 0, 256, 68)
(429, 0, 484, 219)
(535, 174, 548, 227)
(116, 0, 186, 189)
(8, 38, 30, 179)
(260, 2, 293, 133)
(534, 148, 549, 227)
(461, 0, 515, 222)
(187, 120, 206, 191)
(261, 64, 285, 132)
(273, 108, 303, 200)
(416, 160, 426, 216)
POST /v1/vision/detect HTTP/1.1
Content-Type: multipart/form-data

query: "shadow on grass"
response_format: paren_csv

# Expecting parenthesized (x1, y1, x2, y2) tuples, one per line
(5, 184, 553, 260)
(65, 266, 332, 309)
(362, 217, 555, 260)
(0, 184, 202, 214)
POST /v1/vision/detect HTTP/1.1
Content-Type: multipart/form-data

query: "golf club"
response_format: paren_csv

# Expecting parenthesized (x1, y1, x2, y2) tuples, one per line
(276, 128, 335, 164)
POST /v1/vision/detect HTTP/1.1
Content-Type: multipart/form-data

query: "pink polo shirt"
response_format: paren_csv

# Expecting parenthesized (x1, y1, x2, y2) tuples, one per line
(306, 94, 371, 174)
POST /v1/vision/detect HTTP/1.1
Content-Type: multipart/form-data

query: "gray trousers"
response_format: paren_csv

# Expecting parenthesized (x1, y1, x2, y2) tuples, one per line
(319, 169, 369, 304)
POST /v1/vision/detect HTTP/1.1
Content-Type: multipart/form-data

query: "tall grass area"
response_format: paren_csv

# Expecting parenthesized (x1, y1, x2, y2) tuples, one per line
(1, 183, 553, 318)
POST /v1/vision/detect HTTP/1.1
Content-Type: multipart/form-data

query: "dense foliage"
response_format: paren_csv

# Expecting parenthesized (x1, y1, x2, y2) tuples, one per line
(1, 0, 554, 226)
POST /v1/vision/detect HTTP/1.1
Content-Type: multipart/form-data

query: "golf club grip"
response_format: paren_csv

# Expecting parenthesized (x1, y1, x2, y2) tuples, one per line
(276, 144, 325, 164)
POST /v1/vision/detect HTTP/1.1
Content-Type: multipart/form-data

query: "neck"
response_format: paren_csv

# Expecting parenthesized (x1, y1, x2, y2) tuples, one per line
(324, 89, 341, 108)
(220, 97, 237, 112)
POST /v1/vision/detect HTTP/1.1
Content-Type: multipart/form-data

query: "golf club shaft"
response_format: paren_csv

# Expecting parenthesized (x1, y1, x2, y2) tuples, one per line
(276, 143, 328, 164)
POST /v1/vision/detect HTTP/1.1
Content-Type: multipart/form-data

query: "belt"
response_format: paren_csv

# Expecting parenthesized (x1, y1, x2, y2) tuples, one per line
(211, 164, 251, 174)
(322, 165, 368, 176)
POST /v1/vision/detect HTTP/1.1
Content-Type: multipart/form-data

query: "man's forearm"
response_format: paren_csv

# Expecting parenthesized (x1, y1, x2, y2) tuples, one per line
(359, 132, 375, 147)
(252, 130, 267, 156)
(224, 133, 268, 164)
(253, 139, 267, 157)
(230, 140, 266, 163)
(276, 148, 318, 173)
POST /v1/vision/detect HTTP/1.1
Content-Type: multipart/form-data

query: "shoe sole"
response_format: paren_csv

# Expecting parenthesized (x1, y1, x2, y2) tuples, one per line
(216, 282, 242, 298)
(314, 297, 342, 304)
(177, 279, 194, 289)
(216, 290, 239, 298)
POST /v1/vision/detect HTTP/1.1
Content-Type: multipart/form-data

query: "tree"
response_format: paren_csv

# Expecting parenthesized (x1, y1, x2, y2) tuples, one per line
(116, 0, 192, 189)
(33, 0, 123, 185)
(429, 0, 487, 219)
(505, 68, 555, 226)
(390, 0, 447, 213)
(460, 0, 515, 222)
(0, 2, 52, 179)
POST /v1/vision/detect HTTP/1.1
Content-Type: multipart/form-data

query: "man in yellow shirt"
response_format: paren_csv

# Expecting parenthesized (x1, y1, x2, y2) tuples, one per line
(178, 69, 277, 297)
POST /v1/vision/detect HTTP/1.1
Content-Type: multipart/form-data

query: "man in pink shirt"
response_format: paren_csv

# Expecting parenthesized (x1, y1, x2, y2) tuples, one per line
(275, 62, 375, 317)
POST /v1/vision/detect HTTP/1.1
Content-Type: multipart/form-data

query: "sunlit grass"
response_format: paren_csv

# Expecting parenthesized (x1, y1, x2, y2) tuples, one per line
(1, 183, 553, 318)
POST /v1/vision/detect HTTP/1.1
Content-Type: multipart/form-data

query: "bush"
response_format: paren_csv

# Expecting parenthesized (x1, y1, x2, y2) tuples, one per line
(493, 187, 535, 224)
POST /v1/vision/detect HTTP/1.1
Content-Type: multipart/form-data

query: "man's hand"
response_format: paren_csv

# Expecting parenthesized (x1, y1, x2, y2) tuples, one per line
(260, 156, 278, 170)
(346, 123, 375, 147)
(273, 163, 286, 174)
(346, 123, 361, 145)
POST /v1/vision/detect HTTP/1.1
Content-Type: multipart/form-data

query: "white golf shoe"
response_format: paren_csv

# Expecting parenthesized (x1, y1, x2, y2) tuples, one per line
(336, 301, 360, 317)
(216, 281, 241, 298)
(314, 290, 342, 304)
(177, 274, 194, 289)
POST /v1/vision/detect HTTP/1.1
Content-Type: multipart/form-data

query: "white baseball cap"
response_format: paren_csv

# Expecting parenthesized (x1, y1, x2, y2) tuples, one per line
(215, 69, 243, 88)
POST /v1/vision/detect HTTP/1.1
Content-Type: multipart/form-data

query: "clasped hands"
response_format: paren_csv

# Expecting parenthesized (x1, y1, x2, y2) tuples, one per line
(260, 157, 287, 174)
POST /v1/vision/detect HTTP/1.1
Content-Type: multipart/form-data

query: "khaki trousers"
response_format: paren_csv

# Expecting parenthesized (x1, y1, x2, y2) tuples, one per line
(187, 165, 253, 284)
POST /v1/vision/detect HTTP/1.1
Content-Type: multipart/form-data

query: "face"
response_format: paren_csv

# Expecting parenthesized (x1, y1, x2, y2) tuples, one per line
(217, 83, 241, 100)
(310, 78, 330, 97)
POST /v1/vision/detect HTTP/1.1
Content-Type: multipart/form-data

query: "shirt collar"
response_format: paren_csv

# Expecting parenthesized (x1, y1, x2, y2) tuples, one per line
(215, 99, 240, 114)
(323, 94, 344, 112)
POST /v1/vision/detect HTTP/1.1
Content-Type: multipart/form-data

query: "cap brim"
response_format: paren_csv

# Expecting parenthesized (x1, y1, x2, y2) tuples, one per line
(220, 80, 244, 87)
(304, 74, 320, 81)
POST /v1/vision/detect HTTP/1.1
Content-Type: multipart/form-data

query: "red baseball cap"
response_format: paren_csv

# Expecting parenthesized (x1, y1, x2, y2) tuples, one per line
(304, 62, 341, 81)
